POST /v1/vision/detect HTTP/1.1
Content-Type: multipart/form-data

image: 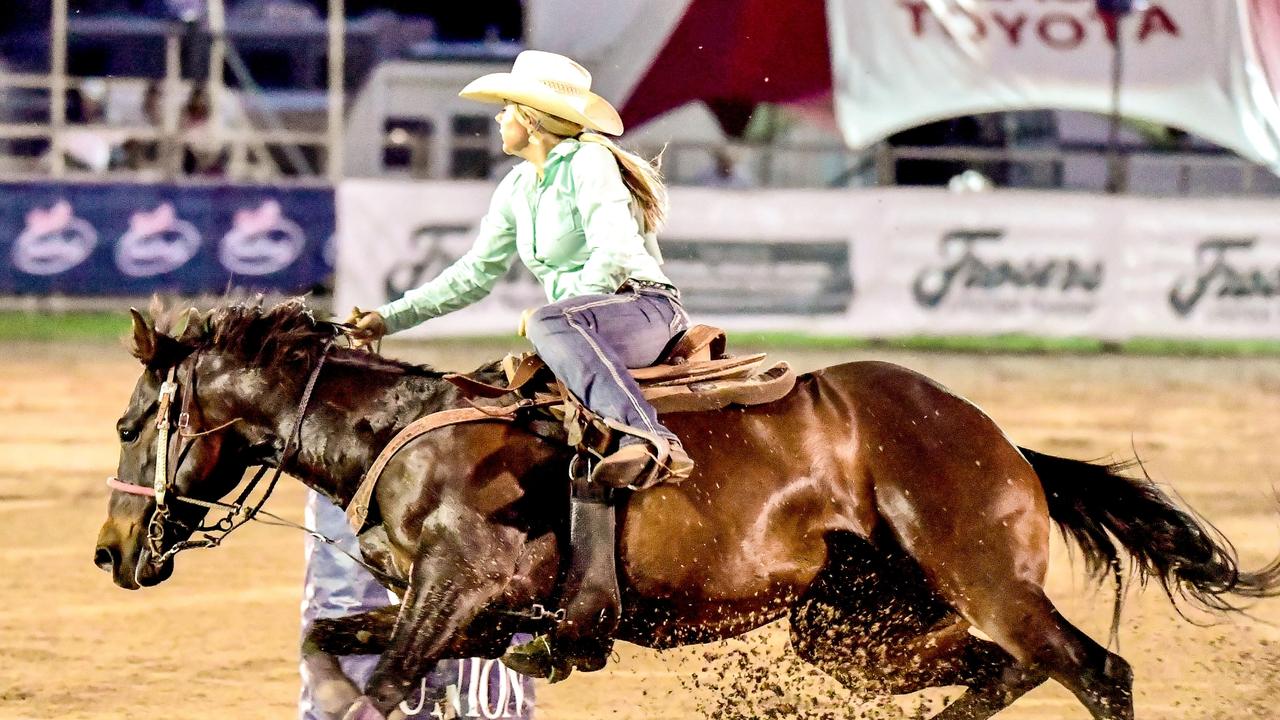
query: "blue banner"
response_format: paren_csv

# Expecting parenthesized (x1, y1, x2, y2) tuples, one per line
(0, 181, 335, 295)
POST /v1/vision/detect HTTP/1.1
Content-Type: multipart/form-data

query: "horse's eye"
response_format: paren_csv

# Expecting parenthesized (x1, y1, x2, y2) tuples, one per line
(119, 427, 139, 443)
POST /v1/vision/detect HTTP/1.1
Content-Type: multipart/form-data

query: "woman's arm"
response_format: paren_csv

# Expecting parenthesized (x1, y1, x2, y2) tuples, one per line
(375, 173, 520, 334)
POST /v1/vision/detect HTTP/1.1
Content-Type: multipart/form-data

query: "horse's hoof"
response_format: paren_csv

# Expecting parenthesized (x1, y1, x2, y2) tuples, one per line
(340, 696, 387, 720)
(501, 635, 557, 679)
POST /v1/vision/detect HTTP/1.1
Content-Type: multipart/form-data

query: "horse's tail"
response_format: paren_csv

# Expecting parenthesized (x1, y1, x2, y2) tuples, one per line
(1020, 447, 1280, 615)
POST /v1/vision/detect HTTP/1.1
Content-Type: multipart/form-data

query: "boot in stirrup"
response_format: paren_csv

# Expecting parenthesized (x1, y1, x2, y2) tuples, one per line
(591, 434, 695, 490)
(502, 481, 620, 682)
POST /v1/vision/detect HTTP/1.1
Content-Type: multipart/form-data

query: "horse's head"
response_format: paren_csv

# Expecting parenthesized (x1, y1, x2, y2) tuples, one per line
(95, 300, 324, 589)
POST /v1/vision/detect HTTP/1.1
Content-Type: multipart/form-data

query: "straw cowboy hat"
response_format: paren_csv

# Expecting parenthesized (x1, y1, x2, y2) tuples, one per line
(459, 50, 624, 135)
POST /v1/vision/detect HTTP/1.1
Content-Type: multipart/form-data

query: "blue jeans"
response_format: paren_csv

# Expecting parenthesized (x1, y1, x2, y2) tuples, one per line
(524, 284, 689, 447)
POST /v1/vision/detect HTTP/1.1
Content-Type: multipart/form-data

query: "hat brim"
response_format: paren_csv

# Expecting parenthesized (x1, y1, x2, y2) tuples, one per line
(459, 73, 624, 136)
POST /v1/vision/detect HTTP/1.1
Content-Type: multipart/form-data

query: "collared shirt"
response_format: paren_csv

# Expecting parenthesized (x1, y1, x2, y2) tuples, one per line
(377, 138, 673, 333)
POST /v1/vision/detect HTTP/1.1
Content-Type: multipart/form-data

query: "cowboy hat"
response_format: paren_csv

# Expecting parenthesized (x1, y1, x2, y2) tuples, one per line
(459, 50, 624, 135)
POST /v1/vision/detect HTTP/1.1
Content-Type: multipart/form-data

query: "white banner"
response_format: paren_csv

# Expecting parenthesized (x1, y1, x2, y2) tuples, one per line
(337, 180, 1280, 341)
(827, 0, 1280, 173)
(1120, 196, 1280, 338)
(850, 191, 1123, 339)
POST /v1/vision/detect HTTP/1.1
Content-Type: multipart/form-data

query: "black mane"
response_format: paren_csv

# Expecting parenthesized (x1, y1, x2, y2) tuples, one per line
(157, 297, 441, 376)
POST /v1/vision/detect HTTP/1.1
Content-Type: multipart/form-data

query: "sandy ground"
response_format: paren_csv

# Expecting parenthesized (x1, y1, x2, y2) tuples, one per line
(3, 338, 1280, 719)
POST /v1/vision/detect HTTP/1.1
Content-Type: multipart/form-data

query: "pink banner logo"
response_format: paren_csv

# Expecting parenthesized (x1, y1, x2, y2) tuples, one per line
(114, 202, 203, 278)
(12, 200, 99, 275)
(219, 199, 306, 276)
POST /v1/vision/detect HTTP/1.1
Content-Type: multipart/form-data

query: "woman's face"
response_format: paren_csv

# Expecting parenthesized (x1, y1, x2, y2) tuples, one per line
(496, 104, 530, 156)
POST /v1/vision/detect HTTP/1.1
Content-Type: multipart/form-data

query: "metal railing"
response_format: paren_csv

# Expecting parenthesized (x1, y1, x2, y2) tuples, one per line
(656, 141, 1279, 196)
(1, 0, 343, 184)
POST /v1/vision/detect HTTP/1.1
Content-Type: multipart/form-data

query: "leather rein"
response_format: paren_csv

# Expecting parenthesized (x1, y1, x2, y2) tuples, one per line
(104, 338, 366, 579)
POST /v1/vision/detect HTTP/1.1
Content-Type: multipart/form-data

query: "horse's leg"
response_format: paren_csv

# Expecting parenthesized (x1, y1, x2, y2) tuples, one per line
(957, 588, 1132, 720)
(789, 533, 1048, 719)
(350, 504, 525, 719)
(302, 606, 399, 720)
(869, 418, 1133, 720)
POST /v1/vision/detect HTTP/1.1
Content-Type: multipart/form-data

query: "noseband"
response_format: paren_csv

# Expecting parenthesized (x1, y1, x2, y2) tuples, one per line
(107, 338, 334, 567)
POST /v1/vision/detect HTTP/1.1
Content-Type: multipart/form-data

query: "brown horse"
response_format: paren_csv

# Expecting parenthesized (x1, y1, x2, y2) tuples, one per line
(94, 300, 1280, 720)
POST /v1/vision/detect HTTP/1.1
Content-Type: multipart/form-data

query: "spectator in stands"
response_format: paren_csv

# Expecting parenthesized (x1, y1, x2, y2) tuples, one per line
(53, 79, 119, 173)
(180, 83, 228, 175)
(122, 80, 164, 171)
(695, 147, 754, 188)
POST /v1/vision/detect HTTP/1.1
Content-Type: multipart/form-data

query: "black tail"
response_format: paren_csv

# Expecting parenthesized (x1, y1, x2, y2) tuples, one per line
(1021, 447, 1280, 615)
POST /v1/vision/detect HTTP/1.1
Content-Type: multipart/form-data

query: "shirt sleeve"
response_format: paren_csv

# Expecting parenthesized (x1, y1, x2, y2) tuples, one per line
(376, 172, 519, 334)
(563, 143, 651, 296)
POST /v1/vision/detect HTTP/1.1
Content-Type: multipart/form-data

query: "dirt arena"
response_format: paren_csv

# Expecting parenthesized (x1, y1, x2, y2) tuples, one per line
(3, 337, 1280, 719)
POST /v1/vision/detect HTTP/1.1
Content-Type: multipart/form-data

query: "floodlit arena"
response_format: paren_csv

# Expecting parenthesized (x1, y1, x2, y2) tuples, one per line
(3, 2, 1280, 720)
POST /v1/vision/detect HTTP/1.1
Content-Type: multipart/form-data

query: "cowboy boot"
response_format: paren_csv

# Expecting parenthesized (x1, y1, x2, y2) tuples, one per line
(501, 480, 620, 681)
(591, 435, 695, 489)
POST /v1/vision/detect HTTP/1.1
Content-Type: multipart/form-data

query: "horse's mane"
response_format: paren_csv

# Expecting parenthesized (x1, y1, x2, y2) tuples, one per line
(145, 296, 440, 376)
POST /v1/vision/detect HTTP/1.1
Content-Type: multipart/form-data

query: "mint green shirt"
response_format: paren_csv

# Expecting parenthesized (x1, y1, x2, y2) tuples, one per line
(377, 138, 673, 334)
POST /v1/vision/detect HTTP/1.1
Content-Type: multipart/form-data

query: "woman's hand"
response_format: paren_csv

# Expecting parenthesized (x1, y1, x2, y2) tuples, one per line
(346, 307, 387, 349)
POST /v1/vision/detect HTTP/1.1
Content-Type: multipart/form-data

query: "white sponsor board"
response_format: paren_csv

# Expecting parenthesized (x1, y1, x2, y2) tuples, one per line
(852, 190, 1122, 339)
(1120, 197, 1280, 338)
(827, 0, 1280, 173)
(337, 179, 1280, 340)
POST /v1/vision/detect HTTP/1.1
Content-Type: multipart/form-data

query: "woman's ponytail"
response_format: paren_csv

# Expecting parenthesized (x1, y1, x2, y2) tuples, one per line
(514, 105, 668, 234)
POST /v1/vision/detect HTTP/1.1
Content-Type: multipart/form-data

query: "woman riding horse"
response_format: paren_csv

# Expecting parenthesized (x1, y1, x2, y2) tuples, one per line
(347, 51, 692, 678)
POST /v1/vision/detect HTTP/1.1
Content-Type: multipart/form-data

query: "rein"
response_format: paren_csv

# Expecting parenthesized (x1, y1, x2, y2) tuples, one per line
(105, 338, 368, 572)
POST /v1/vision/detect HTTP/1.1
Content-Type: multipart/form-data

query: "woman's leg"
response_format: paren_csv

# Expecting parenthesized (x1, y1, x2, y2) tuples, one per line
(508, 288, 689, 679)
(524, 288, 689, 462)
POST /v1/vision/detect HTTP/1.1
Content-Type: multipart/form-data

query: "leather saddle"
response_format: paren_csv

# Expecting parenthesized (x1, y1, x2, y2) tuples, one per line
(346, 326, 796, 533)
(443, 324, 797, 414)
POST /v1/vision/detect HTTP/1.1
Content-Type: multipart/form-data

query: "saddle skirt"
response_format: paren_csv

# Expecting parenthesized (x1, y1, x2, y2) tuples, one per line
(445, 324, 797, 414)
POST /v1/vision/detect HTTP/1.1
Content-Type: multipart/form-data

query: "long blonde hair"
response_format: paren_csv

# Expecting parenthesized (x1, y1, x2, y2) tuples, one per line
(513, 104, 668, 234)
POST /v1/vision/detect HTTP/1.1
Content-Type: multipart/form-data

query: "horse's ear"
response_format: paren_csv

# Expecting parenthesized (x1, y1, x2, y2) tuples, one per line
(174, 307, 204, 344)
(129, 308, 157, 364)
(129, 307, 192, 369)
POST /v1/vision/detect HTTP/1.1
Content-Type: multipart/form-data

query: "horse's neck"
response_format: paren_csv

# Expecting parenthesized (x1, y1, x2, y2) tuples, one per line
(278, 360, 459, 507)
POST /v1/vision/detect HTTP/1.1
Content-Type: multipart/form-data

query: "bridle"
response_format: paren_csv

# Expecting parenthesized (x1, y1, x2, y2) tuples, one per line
(106, 338, 333, 570)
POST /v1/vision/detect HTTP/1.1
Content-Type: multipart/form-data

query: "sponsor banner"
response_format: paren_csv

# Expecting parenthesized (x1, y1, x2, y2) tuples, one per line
(827, 0, 1280, 173)
(336, 180, 1280, 340)
(848, 190, 1122, 339)
(1119, 197, 1280, 338)
(0, 182, 334, 295)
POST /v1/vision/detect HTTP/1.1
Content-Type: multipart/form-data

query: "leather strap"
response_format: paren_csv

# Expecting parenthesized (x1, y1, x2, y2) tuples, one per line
(346, 407, 515, 532)
(443, 354, 547, 399)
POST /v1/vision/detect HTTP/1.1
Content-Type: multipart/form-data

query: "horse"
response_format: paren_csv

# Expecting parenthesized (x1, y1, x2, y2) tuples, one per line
(94, 299, 1280, 720)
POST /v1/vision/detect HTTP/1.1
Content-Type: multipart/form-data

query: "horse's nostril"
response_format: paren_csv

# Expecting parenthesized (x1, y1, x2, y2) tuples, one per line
(94, 546, 118, 572)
